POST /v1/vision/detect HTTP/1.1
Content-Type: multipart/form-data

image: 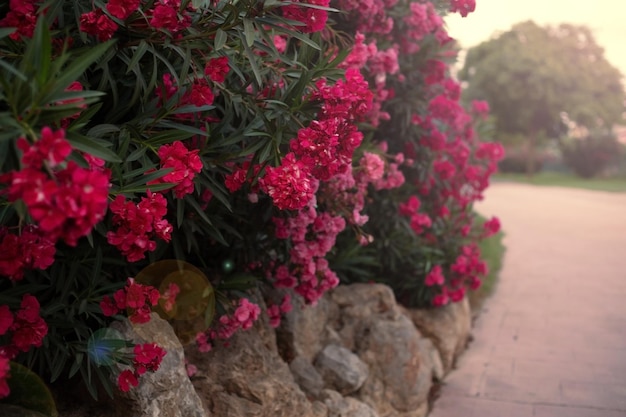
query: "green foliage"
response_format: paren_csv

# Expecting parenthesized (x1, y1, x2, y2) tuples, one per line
(560, 130, 622, 178)
(460, 21, 625, 174)
(0, 0, 349, 398)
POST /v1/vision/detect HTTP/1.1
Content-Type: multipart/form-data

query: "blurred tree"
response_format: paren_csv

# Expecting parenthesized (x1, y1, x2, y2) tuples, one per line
(459, 21, 625, 175)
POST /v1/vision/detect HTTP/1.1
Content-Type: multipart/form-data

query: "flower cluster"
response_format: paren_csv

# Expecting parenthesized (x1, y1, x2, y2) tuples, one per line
(0, 295, 48, 361)
(117, 342, 167, 392)
(271, 201, 346, 304)
(449, 0, 477, 17)
(148, 141, 203, 198)
(79, 0, 193, 41)
(259, 68, 373, 211)
(106, 192, 173, 262)
(266, 294, 293, 328)
(281, 0, 331, 33)
(195, 298, 261, 352)
(100, 278, 161, 324)
(0, 226, 55, 281)
(1, 128, 111, 248)
(398, 195, 432, 235)
(0, 0, 38, 40)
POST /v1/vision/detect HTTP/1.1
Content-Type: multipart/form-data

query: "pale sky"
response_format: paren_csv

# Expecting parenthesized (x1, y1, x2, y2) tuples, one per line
(445, 0, 626, 78)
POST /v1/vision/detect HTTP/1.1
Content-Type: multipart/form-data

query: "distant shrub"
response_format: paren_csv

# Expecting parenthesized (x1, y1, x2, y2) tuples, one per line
(561, 132, 621, 178)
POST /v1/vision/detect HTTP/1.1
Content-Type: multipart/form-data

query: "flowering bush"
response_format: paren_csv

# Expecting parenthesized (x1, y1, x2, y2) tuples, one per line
(328, 0, 504, 307)
(0, 0, 499, 403)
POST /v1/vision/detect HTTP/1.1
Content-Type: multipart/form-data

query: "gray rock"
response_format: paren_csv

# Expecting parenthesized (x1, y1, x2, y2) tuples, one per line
(417, 337, 445, 382)
(355, 313, 432, 414)
(112, 313, 208, 417)
(290, 357, 325, 398)
(404, 298, 471, 374)
(278, 294, 338, 362)
(186, 295, 327, 417)
(320, 389, 379, 417)
(314, 345, 369, 395)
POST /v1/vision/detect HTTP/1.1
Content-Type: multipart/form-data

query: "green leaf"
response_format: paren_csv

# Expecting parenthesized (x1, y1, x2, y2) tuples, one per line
(41, 40, 116, 105)
(65, 132, 122, 162)
(126, 40, 150, 75)
(214, 28, 227, 50)
(243, 18, 256, 48)
(240, 32, 263, 86)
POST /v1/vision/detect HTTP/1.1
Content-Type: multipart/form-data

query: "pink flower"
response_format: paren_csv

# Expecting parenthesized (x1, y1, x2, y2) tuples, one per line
(359, 152, 385, 181)
(471, 100, 490, 118)
(281, 0, 330, 33)
(399, 196, 421, 216)
(150, 4, 179, 30)
(9, 294, 48, 354)
(133, 343, 166, 376)
(424, 265, 445, 286)
(100, 278, 160, 323)
(18, 127, 72, 169)
(204, 57, 230, 83)
(233, 298, 261, 330)
(483, 216, 501, 237)
(80, 9, 118, 41)
(0, 0, 37, 40)
(409, 213, 431, 234)
(149, 141, 203, 198)
(0, 226, 55, 281)
(0, 306, 13, 335)
(432, 291, 449, 307)
(107, 0, 141, 19)
(106, 192, 172, 262)
(185, 80, 215, 107)
(260, 153, 317, 211)
(117, 369, 139, 392)
(449, 0, 476, 17)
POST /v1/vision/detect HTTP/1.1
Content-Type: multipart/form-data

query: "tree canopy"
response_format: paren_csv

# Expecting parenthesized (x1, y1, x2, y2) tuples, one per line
(459, 21, 625, 138)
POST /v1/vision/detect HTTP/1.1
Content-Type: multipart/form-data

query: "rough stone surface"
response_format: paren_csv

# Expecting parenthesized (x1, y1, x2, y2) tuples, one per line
(416, 337, 445, 382)
(290, 357, 325, 398)
(277, 294, 338, 362)
(186, 296, 327, 417)
(314, 344, 369, 395)
(320, 389, 379, 417)
(353, 310, 432, 416)
(281, 283, 438, 417)
(404, 298, 471, 374)
(113, 313, 208, 417)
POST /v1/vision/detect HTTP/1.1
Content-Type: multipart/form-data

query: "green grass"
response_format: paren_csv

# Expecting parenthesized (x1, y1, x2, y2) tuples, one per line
(469, 223, 506, 313)
(493, 172, 626, 193)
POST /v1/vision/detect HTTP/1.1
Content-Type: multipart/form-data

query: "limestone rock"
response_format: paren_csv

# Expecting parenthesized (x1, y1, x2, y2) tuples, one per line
(354, 313, 432, 415)
(314, 345, 369, 395)
(278, 294, 338, 362)
(404, 298, 471, 374)
(320, 389, 379, 417)
(112, 313, 208, 417)
(325, 284, 435, 417)
(186, 298, 327, 417)
(290, 357, 325, 398)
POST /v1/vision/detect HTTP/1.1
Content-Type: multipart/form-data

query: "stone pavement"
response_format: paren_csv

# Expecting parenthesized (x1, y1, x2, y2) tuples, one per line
(429, 183, 626, 417)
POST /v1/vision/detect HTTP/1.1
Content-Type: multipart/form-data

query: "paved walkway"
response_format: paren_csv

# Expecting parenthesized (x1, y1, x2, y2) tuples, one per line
(430, 183, 626, 417)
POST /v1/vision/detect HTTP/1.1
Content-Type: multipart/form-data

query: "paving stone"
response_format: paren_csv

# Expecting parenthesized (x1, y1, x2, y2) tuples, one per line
(429, 184, 626, 416)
